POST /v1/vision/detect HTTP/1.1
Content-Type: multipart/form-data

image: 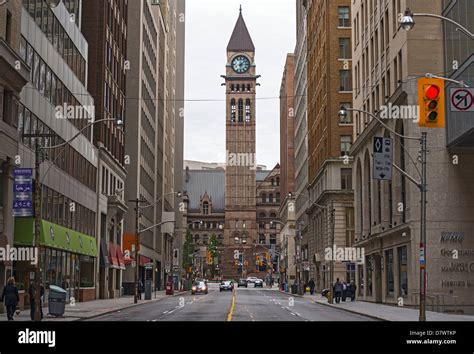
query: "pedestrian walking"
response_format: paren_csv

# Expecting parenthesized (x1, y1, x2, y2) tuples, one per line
(342, 281, 347, 302)
(1, 277, 20, 321)
(308, 278, 316, 295)
(28, 282, 44, 320)
(333, 278, 343, 304)
(349, 280, 357, 301)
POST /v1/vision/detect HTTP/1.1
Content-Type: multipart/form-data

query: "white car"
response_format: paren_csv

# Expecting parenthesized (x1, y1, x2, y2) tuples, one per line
(246, 276, 259, 283)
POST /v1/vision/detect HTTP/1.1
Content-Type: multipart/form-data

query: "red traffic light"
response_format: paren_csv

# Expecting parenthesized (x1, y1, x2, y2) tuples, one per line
(425, 85, 440, 100)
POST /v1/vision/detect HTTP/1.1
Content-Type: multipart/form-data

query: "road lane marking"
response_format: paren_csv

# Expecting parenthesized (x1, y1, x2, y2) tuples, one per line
(227, 289, 236, 322)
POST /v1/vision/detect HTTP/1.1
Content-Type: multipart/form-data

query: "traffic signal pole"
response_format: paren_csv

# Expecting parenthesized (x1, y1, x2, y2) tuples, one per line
(419, 132, 428, 321)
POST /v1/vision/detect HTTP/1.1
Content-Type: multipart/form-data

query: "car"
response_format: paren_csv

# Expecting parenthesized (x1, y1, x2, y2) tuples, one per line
(192, 281, 208, 295)
(219, 281, 234, 292)
(237, 279, 248, 288)
(254, 279, 263, 288)
(246, 276, 258, 283)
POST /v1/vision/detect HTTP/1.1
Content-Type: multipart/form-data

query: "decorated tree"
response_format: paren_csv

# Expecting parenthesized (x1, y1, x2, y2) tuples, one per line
(207, 233, 220, 279)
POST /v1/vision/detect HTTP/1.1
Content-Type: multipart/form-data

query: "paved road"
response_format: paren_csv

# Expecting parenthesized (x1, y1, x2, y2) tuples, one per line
(88, 283, 376, 322)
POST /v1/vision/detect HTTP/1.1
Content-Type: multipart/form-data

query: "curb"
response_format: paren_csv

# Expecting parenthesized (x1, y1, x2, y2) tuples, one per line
(75, 291, 191, 321)
(278, 289, 387, 321)
(312, 300, 388, 321)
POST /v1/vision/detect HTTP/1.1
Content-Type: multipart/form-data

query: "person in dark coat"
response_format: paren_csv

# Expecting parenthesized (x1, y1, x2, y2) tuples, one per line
(349, 280, 357, 301)
(1, 277, 19, 321)
(308, 278, 316, 295)
(28, 282, 44, 320)
(333, 278, 343, 304)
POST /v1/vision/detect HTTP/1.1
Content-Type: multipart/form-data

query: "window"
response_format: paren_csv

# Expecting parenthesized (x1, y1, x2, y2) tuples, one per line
(270, 235, 276, 245)
(340, 136, 352, 156)
(245, 99, 251, 123)
(345, 208, 355, 247)
(340, 70, 352, 91)
(340, 103, 353, 124)
(338, 7, 350, 27)
(202, 202, 209, 215)
(398, 246, 408, 296)
(339, 38, 350, 59)
(386, 249, 394, 296)
(259, 234, 266, 245)
(341, 168, 352, 190)
(261, 193, 266, 203)
(238, 99, 243, 122)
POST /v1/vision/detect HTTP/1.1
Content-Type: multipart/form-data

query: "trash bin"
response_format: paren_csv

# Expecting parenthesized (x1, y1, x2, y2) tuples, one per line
(48, 285, 67, 317)
(291, 284, 298, 294)
(165, 281, 174, 295)
(145, 280, 152, 300)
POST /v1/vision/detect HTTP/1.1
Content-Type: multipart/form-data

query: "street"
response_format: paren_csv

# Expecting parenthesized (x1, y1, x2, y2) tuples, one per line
(88, 283, 376, 322)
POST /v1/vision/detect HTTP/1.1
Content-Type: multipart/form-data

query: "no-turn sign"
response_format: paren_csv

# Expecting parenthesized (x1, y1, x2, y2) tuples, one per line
(450, 88, 474, 112)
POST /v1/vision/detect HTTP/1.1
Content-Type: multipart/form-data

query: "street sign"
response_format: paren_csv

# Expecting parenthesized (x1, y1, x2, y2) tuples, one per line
(450, 88, 474, 112)
(373, 137, 393, 181)
(13, 168, 33, 217)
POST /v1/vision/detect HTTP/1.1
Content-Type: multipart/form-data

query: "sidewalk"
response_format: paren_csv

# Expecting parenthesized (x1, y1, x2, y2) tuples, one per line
(0, 290, 189, 322)
(278, 290, 474, 321)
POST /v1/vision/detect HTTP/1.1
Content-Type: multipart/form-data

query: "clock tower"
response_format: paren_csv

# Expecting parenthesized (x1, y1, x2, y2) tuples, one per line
(222, 8, 259, 278)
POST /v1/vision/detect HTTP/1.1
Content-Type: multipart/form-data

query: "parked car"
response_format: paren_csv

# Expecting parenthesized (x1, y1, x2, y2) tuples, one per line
(192, 281, 208, 295)
(254, 279, 263, 288)
(237, 279, 248, 288)
(246, 276, 258, 283)
(219, 281, 234, 292)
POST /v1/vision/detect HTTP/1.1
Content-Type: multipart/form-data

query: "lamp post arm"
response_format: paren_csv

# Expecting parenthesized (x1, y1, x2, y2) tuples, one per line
(38, 118, 119, 184)
(345, 108, 420, 141)
(425, 73, 470, 88)
(392, 163, 421, 190)
(413, 13, 474, 40)
(139, 220, 175, 235)
(140, 191, 180, 209)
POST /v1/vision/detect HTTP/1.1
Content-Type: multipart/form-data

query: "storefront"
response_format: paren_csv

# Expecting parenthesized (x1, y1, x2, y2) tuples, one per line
(13, 218, 98, 304)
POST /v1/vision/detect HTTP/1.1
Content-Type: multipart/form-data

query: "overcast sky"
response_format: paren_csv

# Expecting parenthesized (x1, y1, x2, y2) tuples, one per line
(184, 0, 296, 169)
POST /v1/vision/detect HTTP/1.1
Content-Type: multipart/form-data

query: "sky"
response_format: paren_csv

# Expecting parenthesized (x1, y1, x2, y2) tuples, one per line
(184, 0, 296, 169)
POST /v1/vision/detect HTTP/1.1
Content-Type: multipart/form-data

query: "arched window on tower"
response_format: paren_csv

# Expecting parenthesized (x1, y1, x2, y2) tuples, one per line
(231, 84, 235, 92)
(231, 99, 236, 123)
(245, 99, 251, 123)
(247, 84, 251, 92)
(238, 99, 244, 122)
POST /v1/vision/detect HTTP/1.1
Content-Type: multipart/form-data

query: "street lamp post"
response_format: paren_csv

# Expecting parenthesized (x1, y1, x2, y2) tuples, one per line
(24, 118, 122, 321)
(338, 106, 428, 320)
(400, 8, 474, 40)
(128, 191, 181, 304)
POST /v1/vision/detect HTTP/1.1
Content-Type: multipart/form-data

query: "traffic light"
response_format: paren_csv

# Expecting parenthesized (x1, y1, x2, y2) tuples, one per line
(266, 253, 270, 262)
(207, 251, 213, 265)
(418, 78, 445, 128)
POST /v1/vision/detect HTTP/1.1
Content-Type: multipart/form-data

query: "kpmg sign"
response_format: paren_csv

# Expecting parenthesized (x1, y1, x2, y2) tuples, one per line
(13, 168, 33, 217)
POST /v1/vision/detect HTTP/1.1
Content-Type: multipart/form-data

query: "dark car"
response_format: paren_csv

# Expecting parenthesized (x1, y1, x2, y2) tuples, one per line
(219, 281, 234, 292)
(254, 279, 263, 288)
(237, 279, 248, 288)
(192, 281, 208, 295)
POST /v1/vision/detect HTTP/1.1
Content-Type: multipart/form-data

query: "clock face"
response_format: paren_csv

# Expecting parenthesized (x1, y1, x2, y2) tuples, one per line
(232, 56, 250, 74)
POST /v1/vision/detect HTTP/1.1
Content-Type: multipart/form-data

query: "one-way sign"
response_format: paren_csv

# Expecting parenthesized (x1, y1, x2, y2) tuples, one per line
(373, 137, 393, 181)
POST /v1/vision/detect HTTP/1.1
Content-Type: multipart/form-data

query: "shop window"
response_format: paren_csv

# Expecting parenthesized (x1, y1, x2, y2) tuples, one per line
(386, 249, 394, 296)
(398, 246, 408, 297)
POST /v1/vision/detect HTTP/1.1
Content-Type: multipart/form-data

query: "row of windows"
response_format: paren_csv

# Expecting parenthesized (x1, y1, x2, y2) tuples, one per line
(22, 0, 86, 84)
(101, 165, 124, 198)
(258, 234, 277, 245)
(19, 36, 92, 140)
(230, 99, 251, 123)
(17, 102, 97, 191)
(193, 234, 224, 246)
(230, 84, 252, 93)
(41, 185, 96, 237)
(259, 193, 281, 204)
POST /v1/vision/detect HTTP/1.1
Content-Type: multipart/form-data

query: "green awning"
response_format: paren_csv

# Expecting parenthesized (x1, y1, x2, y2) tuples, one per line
(14, 218, 97, 257)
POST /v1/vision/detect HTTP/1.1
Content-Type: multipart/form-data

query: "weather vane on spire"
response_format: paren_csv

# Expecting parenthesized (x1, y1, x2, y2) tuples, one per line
(239, 5, 242, 13)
